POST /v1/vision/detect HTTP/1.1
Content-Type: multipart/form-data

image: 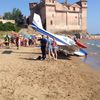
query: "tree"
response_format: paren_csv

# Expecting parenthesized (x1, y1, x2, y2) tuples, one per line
(3, 12, 13, 20)
(3, 8, 24, 26)
(12, 8, 24, 26)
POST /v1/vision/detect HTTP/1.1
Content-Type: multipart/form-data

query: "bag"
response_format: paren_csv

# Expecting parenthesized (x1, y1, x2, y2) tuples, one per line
(36, 56, 42, 60)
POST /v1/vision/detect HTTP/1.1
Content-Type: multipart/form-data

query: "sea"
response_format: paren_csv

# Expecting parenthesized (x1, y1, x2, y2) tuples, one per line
(81, 39, 100, 69)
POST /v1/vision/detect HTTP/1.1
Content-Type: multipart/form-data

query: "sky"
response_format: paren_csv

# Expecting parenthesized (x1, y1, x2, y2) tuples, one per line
(0, 0, 99, 34)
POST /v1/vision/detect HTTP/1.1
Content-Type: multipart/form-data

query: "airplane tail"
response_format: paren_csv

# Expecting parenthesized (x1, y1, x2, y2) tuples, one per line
(33, 13, 43, 29)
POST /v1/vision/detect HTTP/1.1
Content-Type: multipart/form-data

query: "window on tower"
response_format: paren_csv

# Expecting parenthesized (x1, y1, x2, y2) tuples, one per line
(52, 0, 55, 3)
(50, 20, 53, 25)
(84, 3, 86, 5)
(73, 7, 75, 11)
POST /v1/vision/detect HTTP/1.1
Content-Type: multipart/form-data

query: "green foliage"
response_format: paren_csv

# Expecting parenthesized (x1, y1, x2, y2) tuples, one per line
(3, 12, 13, 20)
(12, 8, 24, 26)
(0, 22, 20, 32)
(0, 22, 3, 30)
(3, 8, 24, 26)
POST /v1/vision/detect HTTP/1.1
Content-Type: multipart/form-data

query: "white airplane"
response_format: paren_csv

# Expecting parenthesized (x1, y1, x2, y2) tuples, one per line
(31, 13, 87, 56)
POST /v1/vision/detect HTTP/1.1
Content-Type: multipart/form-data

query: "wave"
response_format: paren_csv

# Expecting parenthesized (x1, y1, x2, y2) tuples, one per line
(87, 43, 100, 48)
(96, 45, 100, 48)
(87, 43, 90, 44)
(91, 44, 95, 46)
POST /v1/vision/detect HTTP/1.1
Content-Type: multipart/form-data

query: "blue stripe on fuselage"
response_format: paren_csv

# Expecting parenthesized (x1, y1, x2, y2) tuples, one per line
(32, 23, 68, 45)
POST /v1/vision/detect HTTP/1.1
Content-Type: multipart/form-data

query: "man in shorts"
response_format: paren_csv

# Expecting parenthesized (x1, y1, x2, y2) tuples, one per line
(46, 36, 54, 59)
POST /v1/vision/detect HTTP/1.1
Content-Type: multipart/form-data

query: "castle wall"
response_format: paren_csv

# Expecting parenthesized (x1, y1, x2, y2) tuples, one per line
(45, 5, 55, 32)
(45, 4, 81, 33)
(67, 12, 81, 31)
(40, 6, 46, 27)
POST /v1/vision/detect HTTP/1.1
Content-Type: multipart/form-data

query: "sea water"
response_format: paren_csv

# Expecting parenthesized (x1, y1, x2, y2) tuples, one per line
(82, 39, 100, 69)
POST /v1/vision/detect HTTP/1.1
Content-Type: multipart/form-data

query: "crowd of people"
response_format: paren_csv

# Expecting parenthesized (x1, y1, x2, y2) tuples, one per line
(3, 33, 37, 49)
(0, 33, 58, 60)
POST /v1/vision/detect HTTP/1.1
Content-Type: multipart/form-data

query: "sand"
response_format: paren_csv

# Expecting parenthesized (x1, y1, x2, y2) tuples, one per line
(0, 46, 100, 100)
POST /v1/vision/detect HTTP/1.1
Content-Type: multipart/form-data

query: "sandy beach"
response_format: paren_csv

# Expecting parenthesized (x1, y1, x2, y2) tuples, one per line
(0, 46, 100, 100)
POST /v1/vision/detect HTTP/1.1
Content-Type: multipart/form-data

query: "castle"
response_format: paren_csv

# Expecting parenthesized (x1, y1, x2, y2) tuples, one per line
(29, 0, 87, 33)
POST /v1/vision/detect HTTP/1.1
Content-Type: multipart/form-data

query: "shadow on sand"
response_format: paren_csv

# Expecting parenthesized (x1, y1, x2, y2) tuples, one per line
(20, 56, 42, 61)
(57, 52, 72, 60)
(2, 50, 13, 54)
(20, 53, 72, 61)
(13, 51, 41, 55)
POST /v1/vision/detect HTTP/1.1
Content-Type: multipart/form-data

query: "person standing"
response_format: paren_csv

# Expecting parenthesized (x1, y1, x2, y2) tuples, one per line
(15, 35, 20, 49)
(39, 35, 47, 60)
(52, 38, 58, 60)
(46, 36, 54, 59)
(4, 34, 10, 47)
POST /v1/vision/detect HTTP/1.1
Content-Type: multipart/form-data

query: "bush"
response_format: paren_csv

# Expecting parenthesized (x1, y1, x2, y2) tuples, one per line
(0, 22, 21, 32)
(0, 22, 3, 30)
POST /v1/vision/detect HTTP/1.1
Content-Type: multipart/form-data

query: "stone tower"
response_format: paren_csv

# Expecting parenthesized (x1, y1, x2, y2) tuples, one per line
(80, 0, 87, 33)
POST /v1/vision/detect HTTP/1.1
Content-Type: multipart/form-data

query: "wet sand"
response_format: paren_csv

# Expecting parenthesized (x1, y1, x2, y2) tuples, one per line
(0, 47, 100, 100)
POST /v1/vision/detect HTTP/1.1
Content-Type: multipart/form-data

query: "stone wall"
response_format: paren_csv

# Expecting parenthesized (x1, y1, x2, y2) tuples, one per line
(0, 19, 15, 24)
